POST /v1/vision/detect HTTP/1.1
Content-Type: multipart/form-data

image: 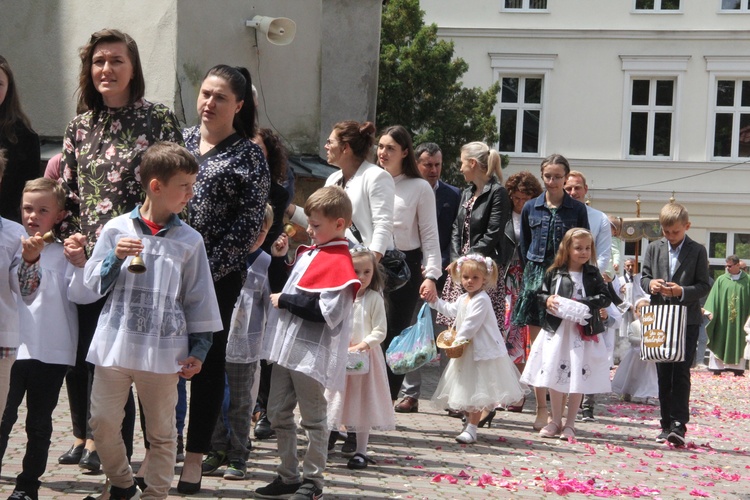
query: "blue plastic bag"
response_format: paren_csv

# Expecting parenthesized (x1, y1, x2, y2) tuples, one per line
(385, 303, 437, 375)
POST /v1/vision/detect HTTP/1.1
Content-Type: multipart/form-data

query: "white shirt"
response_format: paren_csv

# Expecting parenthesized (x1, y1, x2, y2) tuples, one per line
(84, 214, 223, 373)
(291, 161, 395, 256)
(0, 218, 24, 347)
(392, 174, 442, 280)
(17, 244, 100, 365)
(586, 205, 612, 274)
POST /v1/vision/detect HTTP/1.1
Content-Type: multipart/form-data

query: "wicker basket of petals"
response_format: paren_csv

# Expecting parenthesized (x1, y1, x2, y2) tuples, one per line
(436, 328, 470, 359)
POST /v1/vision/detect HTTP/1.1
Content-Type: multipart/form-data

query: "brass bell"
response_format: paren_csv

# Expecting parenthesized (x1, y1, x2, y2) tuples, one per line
(42, 231, 56, 244)
(128, 253, 147, 274)
(283, 222, 296, 237)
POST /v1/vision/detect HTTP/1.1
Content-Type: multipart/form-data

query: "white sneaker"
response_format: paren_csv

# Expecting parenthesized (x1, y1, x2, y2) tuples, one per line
(455, 431, 476, 444)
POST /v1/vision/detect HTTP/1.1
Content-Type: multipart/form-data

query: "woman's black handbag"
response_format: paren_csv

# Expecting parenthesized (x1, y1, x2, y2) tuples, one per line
(349, 223, 410, 292)
(380, 249, 411, 292)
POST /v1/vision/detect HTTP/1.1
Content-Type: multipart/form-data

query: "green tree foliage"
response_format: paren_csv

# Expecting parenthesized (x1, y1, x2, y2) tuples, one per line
(378, 0, 504, 187)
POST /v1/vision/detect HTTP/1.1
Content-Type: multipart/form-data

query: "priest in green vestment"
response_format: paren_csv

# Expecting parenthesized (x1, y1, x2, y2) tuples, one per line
(704, 255, 750, 376)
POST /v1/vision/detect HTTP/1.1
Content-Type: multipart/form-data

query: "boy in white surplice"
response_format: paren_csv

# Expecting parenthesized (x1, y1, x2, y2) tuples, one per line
(83, 142, 222, 500)
(256, 186, 360, 500)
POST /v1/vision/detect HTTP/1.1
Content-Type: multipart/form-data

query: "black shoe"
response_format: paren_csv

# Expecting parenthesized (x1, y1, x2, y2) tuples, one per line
(347, 452, 376, 470)
(729, 369, 745, 377)
(254, 413, 275, 440)
(327, 431, 338, 452)
(58, 444, 85, 464)
(341, 432, 357, 457)
(478, 410, 496, 429)
(79, 450, 101, 472)
(255, 476, 301, 498)
(289, 480, 323, 500)
(579, 408, 595, 422)
(108, 484, 140, 500)
(667, 421, 686, 447)
(8, 490, 39, 500)
(176, 476, 201, 495)
(655, 429, 669, 443)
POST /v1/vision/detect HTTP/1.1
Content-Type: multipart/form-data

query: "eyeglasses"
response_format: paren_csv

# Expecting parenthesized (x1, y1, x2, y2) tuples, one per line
(325, 139, 338, 147)
(511, 195, 531, 203)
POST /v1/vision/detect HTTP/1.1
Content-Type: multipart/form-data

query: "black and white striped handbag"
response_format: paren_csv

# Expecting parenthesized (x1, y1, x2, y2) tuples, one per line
(639, 304, 687, 362)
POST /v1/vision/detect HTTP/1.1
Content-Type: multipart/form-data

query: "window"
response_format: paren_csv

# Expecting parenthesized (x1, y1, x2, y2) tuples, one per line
(620, 56, 689, 160)
(634, 0, 681, 10)
(712, 79, 750, 158)
(627, 79, 675, 158)
(502, 0, 548, 12)
(708, 231, 750, 279)
(490, 53, 556, 156)
(720, 0, 750, 11)
(498, 77, 543, 154)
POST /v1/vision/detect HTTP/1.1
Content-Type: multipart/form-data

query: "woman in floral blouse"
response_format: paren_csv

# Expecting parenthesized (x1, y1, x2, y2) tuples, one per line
(178, 65, 270, 494)
(58, 29, 183, 477)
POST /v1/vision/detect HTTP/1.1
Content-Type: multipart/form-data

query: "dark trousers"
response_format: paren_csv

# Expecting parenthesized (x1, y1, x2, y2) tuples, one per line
(0, 359, 67, 492)
(186, 271, 242, 454)
(657, 324, 699, 429)
(383, 249, 423, 401)
(256, 359, 273, 412)
(68, 299, 136, 459)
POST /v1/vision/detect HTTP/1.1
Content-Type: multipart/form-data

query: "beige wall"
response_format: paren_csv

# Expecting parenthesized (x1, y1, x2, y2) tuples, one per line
(0, 0, 381, 156)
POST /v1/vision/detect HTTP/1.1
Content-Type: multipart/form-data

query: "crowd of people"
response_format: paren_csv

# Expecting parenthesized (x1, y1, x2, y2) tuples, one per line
(0, 26, 744, 500)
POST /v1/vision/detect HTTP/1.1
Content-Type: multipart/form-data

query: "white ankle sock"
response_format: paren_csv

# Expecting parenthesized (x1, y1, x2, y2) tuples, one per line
(355, 431, 369, 456)
(465, 424, 478, 438)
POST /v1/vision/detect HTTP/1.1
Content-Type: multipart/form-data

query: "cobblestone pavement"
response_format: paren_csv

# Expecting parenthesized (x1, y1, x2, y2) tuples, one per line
(1, 361, 748, 499)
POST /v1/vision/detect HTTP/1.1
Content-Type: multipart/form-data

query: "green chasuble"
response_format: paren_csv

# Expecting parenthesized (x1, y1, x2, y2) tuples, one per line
(704, 271, 750, 365)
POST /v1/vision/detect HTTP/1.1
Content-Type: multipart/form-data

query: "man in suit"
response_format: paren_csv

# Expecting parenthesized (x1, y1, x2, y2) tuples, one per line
(641, 203, 711, 447)
(396, 143, 460, 413)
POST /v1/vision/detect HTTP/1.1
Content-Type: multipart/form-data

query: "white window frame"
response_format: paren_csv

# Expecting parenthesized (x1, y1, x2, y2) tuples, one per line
(620, 56, 689, 160)
(500, 0, 549, 13)
(632, 0, 683, 13)
(718, 0, 750, 12)
(705, 56, 750, 160)
(707, 230, 750, 266)
(490, 54, 556, 157)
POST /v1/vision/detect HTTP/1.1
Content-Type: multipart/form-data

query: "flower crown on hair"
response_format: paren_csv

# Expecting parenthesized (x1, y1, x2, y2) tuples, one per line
(456, 254, 494, 274)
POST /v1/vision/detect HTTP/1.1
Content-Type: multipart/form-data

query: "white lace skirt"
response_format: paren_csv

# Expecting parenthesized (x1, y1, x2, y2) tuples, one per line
(431, 343, 527, 413)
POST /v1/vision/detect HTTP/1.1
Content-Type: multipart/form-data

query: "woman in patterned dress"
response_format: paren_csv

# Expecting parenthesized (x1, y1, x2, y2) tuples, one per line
(177, 65, 270, 494)
(58, 28, 183, 478)
(438, 142, 511, 336)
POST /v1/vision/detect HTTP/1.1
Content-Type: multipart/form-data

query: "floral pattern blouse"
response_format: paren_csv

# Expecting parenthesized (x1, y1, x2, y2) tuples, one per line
(184, 126, 270, 282)
(61, 98, 183, 250)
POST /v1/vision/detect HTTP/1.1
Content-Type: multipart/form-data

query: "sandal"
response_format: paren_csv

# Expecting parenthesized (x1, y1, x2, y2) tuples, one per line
(347, 452, 375, 470)
(539, 421, 561, 438)
(559, 426, 576, 441)
(532, 410, 550, 431)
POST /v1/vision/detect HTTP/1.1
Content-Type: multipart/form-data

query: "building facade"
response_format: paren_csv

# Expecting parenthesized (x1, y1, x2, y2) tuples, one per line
(422, 0, 750, 273)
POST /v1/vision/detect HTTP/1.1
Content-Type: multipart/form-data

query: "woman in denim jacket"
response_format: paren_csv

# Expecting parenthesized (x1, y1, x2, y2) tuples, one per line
(510, 154, 589, 430)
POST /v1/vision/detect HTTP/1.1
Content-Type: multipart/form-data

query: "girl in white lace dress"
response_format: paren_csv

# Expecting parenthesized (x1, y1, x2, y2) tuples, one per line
(426, 255, 526, 444)
(520, 229, 612, 441)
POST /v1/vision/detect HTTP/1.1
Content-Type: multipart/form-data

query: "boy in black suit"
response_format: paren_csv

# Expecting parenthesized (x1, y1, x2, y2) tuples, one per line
(641, 203, 710, 447)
